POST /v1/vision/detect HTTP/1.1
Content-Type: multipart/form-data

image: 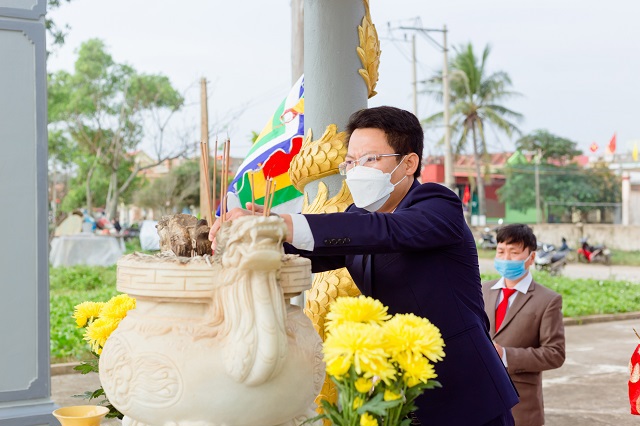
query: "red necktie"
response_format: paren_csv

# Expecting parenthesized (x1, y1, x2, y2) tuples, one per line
(495, 288, 518, 331)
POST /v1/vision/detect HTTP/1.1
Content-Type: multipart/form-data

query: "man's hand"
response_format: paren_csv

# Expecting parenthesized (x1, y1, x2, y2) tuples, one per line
(493, 342, 504, 357)
(207, 202, 295, 248)
(208, 203, 264, 243)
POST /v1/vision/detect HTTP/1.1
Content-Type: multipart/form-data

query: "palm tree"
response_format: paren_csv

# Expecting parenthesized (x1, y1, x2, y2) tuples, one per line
(424, 43, 522, 217)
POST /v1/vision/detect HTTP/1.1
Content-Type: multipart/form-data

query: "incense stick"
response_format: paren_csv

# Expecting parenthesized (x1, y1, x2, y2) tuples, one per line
(221, 138, 230, 222)
(200, 142, 213, 226)
(250, 172, 255, 216)
(267, 180, 277, 216)
(263, 178, 271, 217)
(212, 137, 218, 218)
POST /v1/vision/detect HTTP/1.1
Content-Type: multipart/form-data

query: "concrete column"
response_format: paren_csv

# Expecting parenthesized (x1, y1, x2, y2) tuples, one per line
(291, 0, 304, 84)
(299, 0, 369, 405)
(0, 1, 56, 424)
(304, 0, 368, 200)
(304, 0, 367, 134)
(622, 172, 630, 226)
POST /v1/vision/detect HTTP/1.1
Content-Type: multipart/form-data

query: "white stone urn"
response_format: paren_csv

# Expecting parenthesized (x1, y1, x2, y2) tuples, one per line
(99, 216, 324, 426)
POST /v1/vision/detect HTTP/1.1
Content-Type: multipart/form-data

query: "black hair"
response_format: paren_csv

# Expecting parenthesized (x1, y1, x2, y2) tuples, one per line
(345, 106, 424, 178)
(496, 224, 537, 253)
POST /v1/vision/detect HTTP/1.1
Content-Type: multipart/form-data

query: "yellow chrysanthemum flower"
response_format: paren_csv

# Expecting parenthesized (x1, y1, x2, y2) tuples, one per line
(323, 322, 396, 384)
(383, 389, 402, 401)
(100, 294, 136, 320)
(396, 352, 437, 386)
(73, 301, 105, 328)
(325, 355, 351, 378)
(325, 296, 391, 331)
(383, 313, 445, 363)
(353, 396, 364, 410)
(355, 377, 373, 394)
(360, 412, 378, 426)
(84, 317, 120, 355)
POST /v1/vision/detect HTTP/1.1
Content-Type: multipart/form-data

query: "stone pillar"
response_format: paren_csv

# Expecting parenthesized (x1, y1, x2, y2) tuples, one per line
(296, 0, 378, 409)
(302, 0, 370, 203)
(305, 0, 368, 134)
(622, 172, 630, 226)
(0, 1, 55, 424)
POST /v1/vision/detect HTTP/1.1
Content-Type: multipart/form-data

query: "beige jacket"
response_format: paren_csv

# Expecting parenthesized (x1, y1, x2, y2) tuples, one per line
(482, 278, 566, 426)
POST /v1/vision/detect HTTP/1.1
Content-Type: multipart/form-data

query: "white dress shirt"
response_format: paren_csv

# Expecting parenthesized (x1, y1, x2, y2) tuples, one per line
(490, 271, 533, 367)
(289, 214, 315, 251)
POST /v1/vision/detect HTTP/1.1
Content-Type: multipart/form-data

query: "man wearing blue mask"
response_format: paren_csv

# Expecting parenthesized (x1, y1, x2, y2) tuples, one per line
(211, 106, 518, 425)
(482, 224, 566, 426)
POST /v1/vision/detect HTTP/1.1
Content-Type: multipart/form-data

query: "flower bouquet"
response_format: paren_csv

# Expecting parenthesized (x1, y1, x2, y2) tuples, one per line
(72, 294, 136, 419)
(308, 295, 445, 426)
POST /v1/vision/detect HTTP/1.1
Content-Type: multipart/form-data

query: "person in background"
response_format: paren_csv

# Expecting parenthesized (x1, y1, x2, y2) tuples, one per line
(483, 224, 565, 426)
(210, 106, 518, 425)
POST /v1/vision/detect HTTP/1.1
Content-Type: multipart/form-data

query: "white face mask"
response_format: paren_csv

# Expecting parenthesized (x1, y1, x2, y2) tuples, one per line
(345, 156, 407, 212)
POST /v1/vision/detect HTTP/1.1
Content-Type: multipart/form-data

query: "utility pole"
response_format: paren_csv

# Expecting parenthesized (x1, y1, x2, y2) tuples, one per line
(442, 25, 454, 191)
(200, 78, 210, 222)
(411, 34, 418, 116)
(534, 149, 542, 224)
(291, 0, 304, 84)
(399, 23, 455, 190)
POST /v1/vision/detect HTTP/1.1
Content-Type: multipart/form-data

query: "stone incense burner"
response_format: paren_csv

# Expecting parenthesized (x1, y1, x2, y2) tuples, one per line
(99, 215, 324, 426)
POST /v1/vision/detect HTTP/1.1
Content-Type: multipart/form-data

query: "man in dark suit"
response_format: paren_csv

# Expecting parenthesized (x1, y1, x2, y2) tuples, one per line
(483, 224, 565, 426)
(210, 106, 518, 425)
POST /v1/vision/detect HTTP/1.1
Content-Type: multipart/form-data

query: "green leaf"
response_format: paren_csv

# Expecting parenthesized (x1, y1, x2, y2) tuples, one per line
(72, 391, 95, 400)
(357, 393, 402, 416)
(74, 360, 99, 374)
(90, 388, 105, 399)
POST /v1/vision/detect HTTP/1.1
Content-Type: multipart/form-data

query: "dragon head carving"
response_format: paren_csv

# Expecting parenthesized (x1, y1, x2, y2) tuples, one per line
(215, 216, 287, 271)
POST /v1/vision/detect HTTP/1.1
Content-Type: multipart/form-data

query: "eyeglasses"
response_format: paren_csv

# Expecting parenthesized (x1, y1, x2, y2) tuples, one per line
(338, 153, 401, 175)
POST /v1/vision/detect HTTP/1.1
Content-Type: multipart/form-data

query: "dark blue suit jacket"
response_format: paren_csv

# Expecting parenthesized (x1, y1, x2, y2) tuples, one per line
(287, 181, 518, 425)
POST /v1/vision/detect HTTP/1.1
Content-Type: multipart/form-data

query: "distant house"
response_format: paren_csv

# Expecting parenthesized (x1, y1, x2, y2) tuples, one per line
(421, 152, 594, 224)
(422, 153, 510, 223)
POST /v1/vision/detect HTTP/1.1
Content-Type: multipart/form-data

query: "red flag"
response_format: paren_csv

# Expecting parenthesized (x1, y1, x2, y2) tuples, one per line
(590, 142, 599, 153)
(608, 133, 617, 154)
(462, 185, 471, 205)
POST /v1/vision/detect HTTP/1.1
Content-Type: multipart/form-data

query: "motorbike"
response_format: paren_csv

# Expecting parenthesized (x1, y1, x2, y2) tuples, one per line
(577, 237, 611, 265)
(478, 219, 503, 250)
(479, 227, 497, 249)
(535, 238, 571, 275)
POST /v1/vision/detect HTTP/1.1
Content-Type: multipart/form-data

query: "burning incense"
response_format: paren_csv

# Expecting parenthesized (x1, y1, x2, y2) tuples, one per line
(267, 181, 277, 216)
(221, 139, 230, 222)
(212, 137, 218, 217)
(250, 172, 256, 216)
(264, 179, 271, 217)
(200, 141, 213, 226)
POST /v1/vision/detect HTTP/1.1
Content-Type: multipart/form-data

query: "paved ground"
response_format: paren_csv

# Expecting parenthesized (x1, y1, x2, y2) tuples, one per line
(543, 318, 639, 425)
(50, 318, 640, 425)
(478, 257, 640, 283)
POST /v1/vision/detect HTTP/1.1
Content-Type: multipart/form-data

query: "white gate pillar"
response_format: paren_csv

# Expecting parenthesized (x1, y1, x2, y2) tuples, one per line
(0, 1, 55, 424)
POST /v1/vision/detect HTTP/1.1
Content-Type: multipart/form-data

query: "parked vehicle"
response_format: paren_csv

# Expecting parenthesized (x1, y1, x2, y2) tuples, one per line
(577, 237, 611, 265)
(479, 227, 498, 249)
(535, 238, 571, 275)
(478, 219, 503, 250)
(122, 225, 141, 241)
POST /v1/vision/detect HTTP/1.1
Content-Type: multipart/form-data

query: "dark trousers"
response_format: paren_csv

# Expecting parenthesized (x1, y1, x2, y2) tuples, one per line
(482, 410, 515, 426)
(408, 409, 514, 426)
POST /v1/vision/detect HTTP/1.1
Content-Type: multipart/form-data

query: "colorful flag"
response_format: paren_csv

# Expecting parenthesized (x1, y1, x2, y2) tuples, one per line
(590, 142, 599, 153)
(608, 133, 617, 154)
(225, 75, 305, 214)
(633, 142, 638, 162)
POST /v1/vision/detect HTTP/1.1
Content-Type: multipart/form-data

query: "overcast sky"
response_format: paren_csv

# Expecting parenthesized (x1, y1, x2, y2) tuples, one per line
(46, 0, 640, 159)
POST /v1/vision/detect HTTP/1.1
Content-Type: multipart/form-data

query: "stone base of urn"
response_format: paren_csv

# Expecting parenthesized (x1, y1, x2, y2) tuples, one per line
(99, 216, 325, 426)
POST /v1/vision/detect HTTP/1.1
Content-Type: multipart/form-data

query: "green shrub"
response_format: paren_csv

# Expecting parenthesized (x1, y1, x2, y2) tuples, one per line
(481, 270, 640, 318)
(50, 265, 118, 362)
